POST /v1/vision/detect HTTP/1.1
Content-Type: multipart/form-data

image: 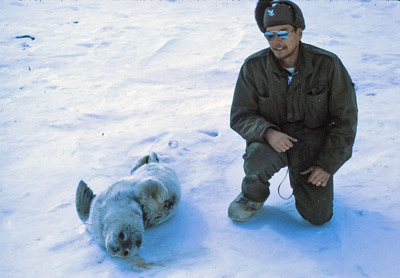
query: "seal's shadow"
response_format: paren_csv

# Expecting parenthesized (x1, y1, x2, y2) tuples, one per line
(136, 199, 207, 263)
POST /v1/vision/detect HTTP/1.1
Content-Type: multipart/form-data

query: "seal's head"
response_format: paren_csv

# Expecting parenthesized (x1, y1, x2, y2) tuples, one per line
(102, 202, 144, 258)
(104, 221, 144, 257)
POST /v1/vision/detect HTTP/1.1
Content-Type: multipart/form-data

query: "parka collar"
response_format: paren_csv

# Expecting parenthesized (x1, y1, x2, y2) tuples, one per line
(297, 42, 314, 78)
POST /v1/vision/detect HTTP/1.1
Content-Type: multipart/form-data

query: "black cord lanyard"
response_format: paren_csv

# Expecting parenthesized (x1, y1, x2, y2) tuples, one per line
(277, 168, 293, 200)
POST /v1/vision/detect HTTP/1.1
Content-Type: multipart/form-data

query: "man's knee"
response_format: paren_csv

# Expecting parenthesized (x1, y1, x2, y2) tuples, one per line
(241, 142, 287, 202)
(304, 211, 332, 226)
(291, 172, 333, 226)
(296, 202, 333, 226)
(243, 142, 287, 175)
(243, 142, 272, 164)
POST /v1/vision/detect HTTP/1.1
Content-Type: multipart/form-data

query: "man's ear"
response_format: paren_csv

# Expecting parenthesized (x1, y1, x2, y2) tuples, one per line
(297, 28, 303, 41)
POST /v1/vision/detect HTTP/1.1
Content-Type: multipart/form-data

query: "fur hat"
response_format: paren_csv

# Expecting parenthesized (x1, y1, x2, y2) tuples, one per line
(255, 0, 305, 33)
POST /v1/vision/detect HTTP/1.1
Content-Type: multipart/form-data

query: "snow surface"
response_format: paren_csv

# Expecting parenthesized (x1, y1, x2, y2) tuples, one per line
(1, 0, 400, 277)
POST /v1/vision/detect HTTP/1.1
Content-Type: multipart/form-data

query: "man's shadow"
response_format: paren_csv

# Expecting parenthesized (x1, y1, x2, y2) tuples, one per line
(233, 197, 400, 277)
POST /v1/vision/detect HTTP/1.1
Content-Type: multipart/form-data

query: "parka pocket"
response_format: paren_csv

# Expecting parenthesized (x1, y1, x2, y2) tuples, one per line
(304, 87, 330, 128)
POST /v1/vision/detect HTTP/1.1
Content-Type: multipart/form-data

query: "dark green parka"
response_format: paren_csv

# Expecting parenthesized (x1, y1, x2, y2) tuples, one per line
(230, 42, 358, 174)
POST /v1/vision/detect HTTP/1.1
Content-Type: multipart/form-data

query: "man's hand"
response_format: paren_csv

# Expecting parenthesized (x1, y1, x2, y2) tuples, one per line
(300, 166, 330, 187)
(264, 128, 297, 153)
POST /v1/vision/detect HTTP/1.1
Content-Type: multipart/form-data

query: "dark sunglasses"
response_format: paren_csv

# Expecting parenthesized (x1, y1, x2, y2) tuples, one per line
(264, 30, 295, 41)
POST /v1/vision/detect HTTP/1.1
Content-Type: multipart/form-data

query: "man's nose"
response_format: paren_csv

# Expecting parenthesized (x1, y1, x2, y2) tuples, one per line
(271, 34, 283, 42)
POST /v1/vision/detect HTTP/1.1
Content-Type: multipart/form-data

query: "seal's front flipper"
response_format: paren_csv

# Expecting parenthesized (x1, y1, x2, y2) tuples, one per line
(75, 180, 95, 222)
(136, 177, 168, 212)
(147, 152, 159, 163)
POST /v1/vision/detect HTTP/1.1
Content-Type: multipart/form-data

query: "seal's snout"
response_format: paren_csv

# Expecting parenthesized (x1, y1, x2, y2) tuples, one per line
(106, 232, 129, 257)
(117, 230, 134, 248)
(105, 229, 141, 257)
(108, 247, 130, 257)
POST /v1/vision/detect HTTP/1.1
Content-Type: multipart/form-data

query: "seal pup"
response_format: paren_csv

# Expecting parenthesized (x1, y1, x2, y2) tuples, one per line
(75, 152, 181, 258)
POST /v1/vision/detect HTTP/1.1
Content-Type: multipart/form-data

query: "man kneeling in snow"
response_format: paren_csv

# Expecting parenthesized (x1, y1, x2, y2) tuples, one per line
(229, 0, 358, 225)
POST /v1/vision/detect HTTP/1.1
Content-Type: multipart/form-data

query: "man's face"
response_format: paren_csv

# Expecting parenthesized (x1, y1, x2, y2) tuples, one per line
(266, 24, 302, 65)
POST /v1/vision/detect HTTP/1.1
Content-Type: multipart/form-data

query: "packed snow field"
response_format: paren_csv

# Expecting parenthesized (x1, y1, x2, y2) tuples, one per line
(1, 0, 400, 277)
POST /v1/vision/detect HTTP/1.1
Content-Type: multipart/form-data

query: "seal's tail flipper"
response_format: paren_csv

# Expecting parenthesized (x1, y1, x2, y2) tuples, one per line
(131, 152, 160, 174)
(148, 152, 159, 163)
(75, 180, 95, 222)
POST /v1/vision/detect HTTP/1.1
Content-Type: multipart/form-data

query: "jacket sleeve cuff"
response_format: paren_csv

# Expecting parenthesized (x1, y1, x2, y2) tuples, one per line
(256, 123, 280, 142)
(314, 158, 340, 175)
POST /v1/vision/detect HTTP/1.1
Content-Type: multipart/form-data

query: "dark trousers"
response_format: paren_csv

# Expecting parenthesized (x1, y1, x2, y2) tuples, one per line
(241, 124, 333, 225)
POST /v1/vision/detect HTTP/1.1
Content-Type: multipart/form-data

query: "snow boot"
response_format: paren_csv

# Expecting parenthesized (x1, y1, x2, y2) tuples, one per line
(75, 180, 95, 221)
(228, 192, 264, 222)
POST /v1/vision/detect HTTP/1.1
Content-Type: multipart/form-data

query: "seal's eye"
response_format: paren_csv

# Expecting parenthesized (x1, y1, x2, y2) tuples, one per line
(135, 239, 142, 248)
(123, 250, 129, 256)
(118, 231, 126, 241)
